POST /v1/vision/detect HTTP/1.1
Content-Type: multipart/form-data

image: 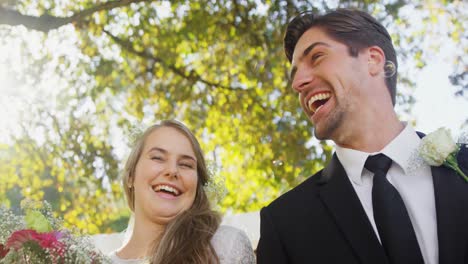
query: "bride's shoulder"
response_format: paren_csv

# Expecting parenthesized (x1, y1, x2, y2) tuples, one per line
(213, 225, 248, 240)
(212, 225, 255, 264)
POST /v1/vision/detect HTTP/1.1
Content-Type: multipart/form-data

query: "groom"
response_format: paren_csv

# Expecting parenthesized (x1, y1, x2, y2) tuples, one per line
(256, 8, 468, 264)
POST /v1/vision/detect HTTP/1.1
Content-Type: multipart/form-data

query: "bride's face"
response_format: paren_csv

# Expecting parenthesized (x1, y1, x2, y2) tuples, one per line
(132, 126, 198, 225)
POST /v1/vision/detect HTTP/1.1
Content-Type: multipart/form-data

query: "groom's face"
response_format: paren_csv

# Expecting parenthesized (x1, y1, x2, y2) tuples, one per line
(290, 27, 370, 142)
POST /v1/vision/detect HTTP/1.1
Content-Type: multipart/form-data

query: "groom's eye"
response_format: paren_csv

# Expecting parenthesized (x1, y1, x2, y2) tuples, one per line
(311, 52, 324, 64)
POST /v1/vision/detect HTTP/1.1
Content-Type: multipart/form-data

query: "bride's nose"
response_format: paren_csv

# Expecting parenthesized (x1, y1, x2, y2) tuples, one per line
(164, 161, 179, 179)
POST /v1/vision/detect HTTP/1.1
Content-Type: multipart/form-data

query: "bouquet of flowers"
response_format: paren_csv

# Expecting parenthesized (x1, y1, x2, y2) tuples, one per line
(0, 200, 110, 263)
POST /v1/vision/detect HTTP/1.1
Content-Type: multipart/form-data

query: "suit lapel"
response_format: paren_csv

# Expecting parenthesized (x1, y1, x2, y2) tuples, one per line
(432, 165, 466, 264)
(318, 154, 388, 264)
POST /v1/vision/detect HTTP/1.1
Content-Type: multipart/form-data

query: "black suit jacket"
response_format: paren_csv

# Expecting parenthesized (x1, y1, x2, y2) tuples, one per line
(257, 145, 468, 264)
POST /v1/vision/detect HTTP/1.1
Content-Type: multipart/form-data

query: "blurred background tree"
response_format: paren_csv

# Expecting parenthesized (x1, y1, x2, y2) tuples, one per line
(0, 0, 466, 234)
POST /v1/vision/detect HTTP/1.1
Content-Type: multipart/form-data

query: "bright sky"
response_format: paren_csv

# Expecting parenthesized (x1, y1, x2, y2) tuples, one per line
(411, 61, 467, 138)
(398, 2, 467, 139)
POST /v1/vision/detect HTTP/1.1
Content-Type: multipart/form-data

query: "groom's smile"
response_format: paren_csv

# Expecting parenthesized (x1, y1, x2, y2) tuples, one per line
(306, 91, 331, 114)
(301, 87, 336, 127)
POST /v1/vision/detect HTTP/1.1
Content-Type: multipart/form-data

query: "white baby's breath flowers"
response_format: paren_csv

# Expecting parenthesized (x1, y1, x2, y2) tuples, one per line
(0, 207, 25, 243)
(458, 131, 468, 145)
(419, 127, 457, 166)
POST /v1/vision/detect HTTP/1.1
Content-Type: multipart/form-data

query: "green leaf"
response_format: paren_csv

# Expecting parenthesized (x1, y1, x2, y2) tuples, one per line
(25, 210, 52, 232)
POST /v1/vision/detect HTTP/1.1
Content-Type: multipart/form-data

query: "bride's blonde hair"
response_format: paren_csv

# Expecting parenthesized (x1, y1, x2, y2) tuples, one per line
(122, 120, 221, 264)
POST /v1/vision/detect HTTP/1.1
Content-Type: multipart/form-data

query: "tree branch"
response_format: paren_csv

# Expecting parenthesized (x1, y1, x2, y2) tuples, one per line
(70, 0, 149, 21)
(0, 6, 70, 32)
(103, 29, 253, 92)
(0, 0, 150, 32)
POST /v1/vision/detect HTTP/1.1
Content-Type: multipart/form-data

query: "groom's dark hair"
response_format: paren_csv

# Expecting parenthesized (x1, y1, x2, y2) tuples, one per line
(284, 8, 397, 105)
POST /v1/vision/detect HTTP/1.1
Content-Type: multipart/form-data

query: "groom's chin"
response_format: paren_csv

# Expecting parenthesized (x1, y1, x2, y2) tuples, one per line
(313, 130, 324, 140)
(313, 122, 340, 142)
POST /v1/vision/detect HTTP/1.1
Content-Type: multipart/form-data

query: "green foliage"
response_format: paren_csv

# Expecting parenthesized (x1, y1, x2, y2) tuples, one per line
(0, 0, 465, 233)
(25, 210, 52, 232)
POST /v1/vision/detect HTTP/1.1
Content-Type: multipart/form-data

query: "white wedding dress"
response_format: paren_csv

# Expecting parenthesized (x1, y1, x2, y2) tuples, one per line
(108, 225, 255, 264)
(211, 225, 256, 263)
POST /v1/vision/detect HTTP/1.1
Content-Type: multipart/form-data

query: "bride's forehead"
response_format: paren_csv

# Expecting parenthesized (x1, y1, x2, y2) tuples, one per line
(144, 128, 195, 157)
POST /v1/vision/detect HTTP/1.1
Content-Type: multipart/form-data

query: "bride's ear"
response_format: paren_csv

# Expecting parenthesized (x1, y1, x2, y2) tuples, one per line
(127, 177, 134, 188)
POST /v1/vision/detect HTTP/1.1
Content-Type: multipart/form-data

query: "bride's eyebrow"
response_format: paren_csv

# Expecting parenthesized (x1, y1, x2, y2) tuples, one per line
(147, 147, 166, 154)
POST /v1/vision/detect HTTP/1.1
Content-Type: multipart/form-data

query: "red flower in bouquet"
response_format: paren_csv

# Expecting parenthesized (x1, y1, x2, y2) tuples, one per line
(5, 229, 66, 256)
(5, 229, 36, 250)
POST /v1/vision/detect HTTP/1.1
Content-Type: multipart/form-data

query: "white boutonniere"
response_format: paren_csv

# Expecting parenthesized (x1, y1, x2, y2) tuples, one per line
(419, 127, 468, 182)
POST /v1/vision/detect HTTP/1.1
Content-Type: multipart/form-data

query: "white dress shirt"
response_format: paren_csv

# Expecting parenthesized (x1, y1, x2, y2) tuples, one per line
(335, 124, 438, 264)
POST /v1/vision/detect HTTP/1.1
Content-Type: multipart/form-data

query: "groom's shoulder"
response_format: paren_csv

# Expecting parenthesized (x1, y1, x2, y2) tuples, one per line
(265, 169, 324, 211)
(458, 143, 468, 171)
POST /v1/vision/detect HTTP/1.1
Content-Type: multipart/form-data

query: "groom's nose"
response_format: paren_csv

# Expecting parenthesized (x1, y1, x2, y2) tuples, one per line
(291, 66, 315, 93)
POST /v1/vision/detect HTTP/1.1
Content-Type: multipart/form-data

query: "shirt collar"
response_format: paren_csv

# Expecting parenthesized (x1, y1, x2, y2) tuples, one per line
(381, 123, 421, 175)
(335, 145, 368, 185)
(335, 123, 421, 185)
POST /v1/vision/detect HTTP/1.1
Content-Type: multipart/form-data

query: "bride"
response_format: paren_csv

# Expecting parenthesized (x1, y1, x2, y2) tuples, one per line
(108, 120, 255, 264)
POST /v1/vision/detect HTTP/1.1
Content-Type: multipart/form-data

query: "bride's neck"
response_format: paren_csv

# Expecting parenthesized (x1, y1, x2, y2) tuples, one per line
(118, 218, 165, 259)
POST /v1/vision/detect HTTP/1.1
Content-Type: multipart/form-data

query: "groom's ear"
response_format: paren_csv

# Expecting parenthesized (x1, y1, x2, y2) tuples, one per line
(367, 46, 385, 76)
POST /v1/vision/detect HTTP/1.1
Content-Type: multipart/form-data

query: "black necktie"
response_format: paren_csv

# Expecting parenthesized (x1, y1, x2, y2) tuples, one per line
(366, 154, 424, 264)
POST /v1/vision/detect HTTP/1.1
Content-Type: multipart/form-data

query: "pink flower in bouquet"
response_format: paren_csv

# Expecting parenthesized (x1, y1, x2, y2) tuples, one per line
(32, 231, 66, 254)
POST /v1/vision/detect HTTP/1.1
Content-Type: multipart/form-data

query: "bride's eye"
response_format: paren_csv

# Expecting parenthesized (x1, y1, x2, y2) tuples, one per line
(179, 162, 195, 169)
(151, 156, 163, 161)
